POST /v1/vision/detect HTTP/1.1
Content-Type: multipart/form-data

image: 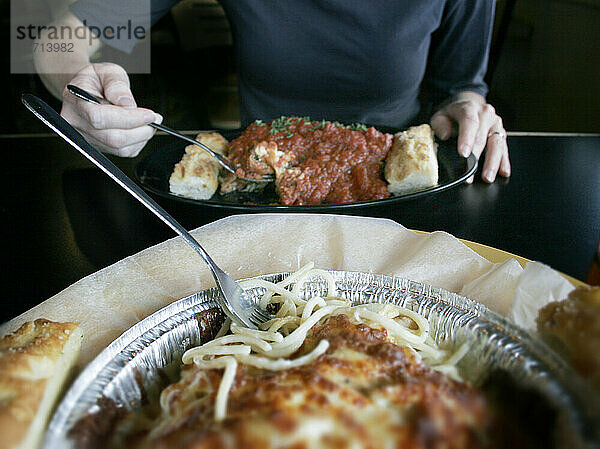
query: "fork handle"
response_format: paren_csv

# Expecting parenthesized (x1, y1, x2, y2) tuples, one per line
(21, 93, 220, 275)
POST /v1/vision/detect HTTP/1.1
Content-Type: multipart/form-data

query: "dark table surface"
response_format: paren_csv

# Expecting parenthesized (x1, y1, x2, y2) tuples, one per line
(2, 132, 599, 324)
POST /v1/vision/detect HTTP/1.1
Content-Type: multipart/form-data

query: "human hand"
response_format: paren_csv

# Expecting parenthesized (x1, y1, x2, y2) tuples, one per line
(60, 63, 162, 157)
(430, 91, 511, 183)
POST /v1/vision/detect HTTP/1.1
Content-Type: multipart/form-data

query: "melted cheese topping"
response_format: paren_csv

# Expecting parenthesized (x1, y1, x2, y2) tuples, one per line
(131, 315, 489, 449)
(118, 266, 490, 449)
(177, 265, 465, 422)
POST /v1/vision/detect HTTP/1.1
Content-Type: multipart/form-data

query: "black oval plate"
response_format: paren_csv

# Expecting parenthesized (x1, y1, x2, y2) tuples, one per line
(134, 129, 477, 212)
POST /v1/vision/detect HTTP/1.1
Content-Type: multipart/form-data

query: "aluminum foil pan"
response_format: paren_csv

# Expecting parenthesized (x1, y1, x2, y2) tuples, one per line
(43, 271, 599, 448)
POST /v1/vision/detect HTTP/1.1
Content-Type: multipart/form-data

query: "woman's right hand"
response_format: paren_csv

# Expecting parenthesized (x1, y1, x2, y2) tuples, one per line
(60, 62, 162, 157)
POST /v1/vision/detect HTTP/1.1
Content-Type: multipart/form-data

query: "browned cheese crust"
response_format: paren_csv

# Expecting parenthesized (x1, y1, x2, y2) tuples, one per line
(0, 319, 82, 449)
(128, 315, 493, 449)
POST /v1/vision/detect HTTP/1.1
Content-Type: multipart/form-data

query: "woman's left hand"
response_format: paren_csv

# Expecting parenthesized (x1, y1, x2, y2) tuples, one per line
(430, 91, 511, 183)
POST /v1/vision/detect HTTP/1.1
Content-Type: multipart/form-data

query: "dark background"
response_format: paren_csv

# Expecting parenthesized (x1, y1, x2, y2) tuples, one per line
(2, 0, 599, 135)
(0, 0, 599, 322)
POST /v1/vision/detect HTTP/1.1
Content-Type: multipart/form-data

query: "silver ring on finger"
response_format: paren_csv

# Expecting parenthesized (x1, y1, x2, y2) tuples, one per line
(487, 130, 506, 140)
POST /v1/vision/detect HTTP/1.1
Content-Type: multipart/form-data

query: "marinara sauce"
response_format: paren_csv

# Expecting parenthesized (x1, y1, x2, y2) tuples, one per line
(228, 117, 393, 206)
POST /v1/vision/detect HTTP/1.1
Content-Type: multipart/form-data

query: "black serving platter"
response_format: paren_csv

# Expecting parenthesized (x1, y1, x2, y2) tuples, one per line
(134, 129, 477, 212)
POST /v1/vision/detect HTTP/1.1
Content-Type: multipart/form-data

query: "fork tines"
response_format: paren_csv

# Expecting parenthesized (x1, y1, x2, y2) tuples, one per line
(249, 308, 272, 326)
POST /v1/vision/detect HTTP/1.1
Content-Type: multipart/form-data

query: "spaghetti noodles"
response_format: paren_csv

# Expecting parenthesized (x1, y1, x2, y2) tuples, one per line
(179, 264, 467, 422)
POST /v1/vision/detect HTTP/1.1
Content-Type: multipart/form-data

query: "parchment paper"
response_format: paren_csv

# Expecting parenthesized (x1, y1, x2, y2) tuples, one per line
(0, 214, 575, 368)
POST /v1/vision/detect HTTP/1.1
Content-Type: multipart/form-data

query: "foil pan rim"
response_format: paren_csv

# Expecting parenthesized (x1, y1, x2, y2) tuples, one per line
(44, 271, 600, 448)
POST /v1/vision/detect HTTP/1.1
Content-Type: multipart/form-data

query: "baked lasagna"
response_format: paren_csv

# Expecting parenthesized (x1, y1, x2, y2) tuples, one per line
(68, 265, 562, 449)
(69, 265, 569, 449)
(123, 314, 491, 449)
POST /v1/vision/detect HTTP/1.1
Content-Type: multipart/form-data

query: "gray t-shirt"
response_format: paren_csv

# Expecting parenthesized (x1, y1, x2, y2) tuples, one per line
(70, 0, 494, 128)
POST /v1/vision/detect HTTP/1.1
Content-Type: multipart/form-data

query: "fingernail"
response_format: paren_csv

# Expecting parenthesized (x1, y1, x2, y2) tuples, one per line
(483, 170, 496, 183)
(143, 110, 156, 123)
(459, 144, 471, 157)
(116, 95, 135, 107)
(154, 113, 163, 124)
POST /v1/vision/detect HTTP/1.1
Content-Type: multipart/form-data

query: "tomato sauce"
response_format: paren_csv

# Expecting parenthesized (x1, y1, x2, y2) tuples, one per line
(228, 117, 393, 206)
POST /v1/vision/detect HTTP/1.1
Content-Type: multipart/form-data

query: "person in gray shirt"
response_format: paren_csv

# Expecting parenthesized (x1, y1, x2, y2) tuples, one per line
(35, 0, 510, 183)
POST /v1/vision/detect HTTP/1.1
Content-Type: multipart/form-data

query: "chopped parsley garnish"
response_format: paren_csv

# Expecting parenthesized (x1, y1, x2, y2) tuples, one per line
(266, 116, 369, 135)
(348, 123, 368, 131)
(269, 116, 294, 134)
(309, 120, 327, 131)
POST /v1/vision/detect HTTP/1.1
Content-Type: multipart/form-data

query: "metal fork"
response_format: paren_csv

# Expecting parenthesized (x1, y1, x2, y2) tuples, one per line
(22, 93, 272, 329)
(66, 84, 274, 184)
